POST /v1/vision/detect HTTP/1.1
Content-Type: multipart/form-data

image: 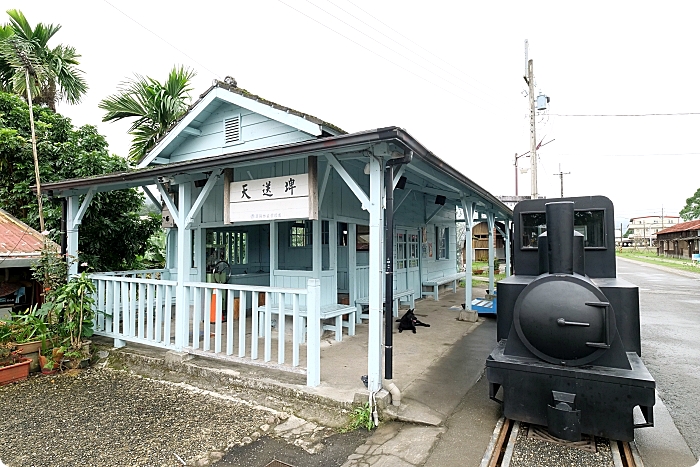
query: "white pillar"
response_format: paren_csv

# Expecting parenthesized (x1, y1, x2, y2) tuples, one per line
(461, 198, 475, 310)
(269, 221, 278, 285)
(367, 155, 383, 393)
(348, 223, 359, 323)
(66, 196, 79, 277)
(487, 212, 495, 293)
(329, 219, 337, 271)
(175, 182, 192, 350)
(306, 278, 321, 386)
(312, 220, 322, 278)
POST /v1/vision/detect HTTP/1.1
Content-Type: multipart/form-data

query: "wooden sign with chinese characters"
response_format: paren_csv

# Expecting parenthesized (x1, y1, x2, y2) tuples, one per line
(228, 172, 317, 223)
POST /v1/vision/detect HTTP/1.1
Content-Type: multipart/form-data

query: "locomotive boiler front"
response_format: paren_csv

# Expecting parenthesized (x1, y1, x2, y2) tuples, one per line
(486, 197, 655, 442)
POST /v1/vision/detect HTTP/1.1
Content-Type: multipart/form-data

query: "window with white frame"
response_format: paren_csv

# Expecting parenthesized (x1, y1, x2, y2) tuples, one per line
(408, 232, 419, 268)
(290, 220, 312, 247)
(205, 229, 248, 270)
(436, 226, 448, 259)
(396, 232, 407, 269)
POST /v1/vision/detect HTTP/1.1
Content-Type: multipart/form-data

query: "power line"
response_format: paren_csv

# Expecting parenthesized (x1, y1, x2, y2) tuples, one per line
(277, 0, 491, 112)
(321, 0, 508, 110)
(342, 0, 500, 97)
(300, 0, 495, 111)
(101, 0, 221, 80)
(558, 152, 700, 158)
(549, 112, 700, 117)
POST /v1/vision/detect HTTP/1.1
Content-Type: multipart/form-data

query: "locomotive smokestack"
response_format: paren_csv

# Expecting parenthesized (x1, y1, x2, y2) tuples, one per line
(546, 201, 574, 274)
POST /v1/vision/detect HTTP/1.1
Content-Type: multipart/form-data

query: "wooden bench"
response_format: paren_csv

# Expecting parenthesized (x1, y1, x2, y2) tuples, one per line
(421, 273, 463, 301)
(355, 289, 415, 323)
(257, 302, 356, 342)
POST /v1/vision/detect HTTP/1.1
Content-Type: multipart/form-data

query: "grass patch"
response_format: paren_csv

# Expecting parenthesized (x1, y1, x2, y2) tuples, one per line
(616, 248, 700, 274)
(340, 403, 375, 432)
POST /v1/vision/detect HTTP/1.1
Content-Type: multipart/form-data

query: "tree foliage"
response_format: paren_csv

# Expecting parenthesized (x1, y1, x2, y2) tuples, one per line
(0, 9, 87, 111)
(99, 65, 195, 163)
(679, 187, 700, 222)
(0, 91, 160, 271)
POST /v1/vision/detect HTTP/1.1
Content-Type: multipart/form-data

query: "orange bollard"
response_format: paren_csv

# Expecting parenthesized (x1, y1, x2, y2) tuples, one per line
(210, 291, 217, 323)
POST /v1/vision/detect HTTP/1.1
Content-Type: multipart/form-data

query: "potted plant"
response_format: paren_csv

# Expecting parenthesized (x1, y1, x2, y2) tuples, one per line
(9, 305, 52, 372)
(0, 342, 31, 385)
(51, 272, 96, 369)
(39, 343, 65, 374)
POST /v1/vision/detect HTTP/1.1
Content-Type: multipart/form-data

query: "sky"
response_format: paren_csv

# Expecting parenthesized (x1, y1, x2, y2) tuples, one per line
(4, 1, 700, 230)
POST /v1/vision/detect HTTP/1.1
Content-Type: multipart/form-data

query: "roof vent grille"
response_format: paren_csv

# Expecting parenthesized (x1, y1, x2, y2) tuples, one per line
(224, 115, 241, 145)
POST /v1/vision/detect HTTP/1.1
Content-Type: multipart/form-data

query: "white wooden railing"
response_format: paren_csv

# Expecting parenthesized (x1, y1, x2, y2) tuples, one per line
(89, 274, 322, 386)
(98, 268, 170, 280)
(91, 274, 177, 349)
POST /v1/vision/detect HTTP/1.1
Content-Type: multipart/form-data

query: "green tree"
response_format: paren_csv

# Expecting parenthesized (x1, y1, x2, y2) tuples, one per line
(0, 91, 160, 271)
(679, 188, 700, 221)
(99, 65, 195, 163)
(0, 9, 87, 111)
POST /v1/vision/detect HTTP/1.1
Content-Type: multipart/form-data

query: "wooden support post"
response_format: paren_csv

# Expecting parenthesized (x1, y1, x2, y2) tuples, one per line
(175, 182, 192, 350)
(461, 197, 475, 312)
(367, 155, 383, 393)
(487, 212, 495, 293)
(306, 278, 321, 387)
(66, 196, 79, 277)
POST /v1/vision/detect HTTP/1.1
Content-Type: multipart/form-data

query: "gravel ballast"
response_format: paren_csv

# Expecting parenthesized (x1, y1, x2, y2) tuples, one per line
(0, 368, 273, 467)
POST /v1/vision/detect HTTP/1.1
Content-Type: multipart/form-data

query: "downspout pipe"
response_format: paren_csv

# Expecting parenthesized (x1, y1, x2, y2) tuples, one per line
(384, 150, 413, 387)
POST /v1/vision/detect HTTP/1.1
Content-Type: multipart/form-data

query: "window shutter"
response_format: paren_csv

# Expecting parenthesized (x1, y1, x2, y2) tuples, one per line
(224, 115, 241, 145)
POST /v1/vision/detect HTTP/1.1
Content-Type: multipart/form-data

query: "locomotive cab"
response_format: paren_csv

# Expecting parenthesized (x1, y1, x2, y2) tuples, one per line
(486, 196, 655, 442)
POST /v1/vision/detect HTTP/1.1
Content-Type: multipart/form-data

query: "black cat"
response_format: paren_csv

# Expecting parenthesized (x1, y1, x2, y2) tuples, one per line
(396, 308, 430, 333)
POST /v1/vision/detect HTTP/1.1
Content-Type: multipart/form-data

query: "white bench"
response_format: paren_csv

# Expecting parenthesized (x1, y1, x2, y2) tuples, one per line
(422, 273, 463, 301)
(257, 302, 356, 342)
(355, 289, 415, 323)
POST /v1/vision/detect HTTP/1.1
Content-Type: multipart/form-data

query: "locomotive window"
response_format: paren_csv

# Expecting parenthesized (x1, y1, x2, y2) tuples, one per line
(521, 212, 547, 249)
(521, 210, 606, 249)
(574, 210, 605, 248)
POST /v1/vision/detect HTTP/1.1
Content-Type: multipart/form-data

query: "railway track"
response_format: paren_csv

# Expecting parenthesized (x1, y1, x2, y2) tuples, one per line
(482, 418, 644, 467)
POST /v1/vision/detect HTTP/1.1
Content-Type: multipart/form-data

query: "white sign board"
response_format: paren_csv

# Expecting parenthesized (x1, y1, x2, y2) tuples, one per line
(229, 173, 316, 222)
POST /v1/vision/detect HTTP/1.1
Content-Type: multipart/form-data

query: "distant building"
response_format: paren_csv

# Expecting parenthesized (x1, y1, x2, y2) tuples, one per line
(656, 219, 700, 258)
(614, 229, 633, 247)
(628, 215, 680, 246)
(0, 208, 59, 320)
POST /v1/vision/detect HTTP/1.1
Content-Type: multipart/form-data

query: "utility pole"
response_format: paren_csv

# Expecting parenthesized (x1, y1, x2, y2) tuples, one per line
(524, 40, 537, 199)
(553, 164, 571, 198)
(620, 222, 623, 252)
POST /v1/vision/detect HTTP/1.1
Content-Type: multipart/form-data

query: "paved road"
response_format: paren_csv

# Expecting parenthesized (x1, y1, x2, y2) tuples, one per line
(616, 258, 700, 460)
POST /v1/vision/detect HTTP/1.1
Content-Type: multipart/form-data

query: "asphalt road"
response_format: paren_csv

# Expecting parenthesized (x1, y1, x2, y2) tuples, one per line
(616, 258, 700, 460)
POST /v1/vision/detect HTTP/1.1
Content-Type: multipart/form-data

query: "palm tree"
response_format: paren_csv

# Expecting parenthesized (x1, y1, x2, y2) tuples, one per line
(0, 35, 48, 232)
(99, 66, 196, 163)
(0, 9, 87, 111)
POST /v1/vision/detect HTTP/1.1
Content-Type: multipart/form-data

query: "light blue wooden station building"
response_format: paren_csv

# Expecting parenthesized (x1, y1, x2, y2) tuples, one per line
(43, 80, 512, 393)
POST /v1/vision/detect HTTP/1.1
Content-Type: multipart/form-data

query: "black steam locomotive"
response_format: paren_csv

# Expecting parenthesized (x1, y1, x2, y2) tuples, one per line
(486, 196, 655, 441)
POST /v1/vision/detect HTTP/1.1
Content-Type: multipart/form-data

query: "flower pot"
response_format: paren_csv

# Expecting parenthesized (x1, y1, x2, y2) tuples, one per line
(65, 357, 90, 370)
(15, 341, 41, 354)
(15, 341, 41, 372)
(0, 357, 31, 385)
(39, 355, 58, 374)
(52, 347, 64, 362)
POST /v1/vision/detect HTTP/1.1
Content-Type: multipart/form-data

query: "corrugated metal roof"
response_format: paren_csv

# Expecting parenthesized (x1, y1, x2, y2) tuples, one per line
(657, 219, 700, 235)
(39, 126, 513, 219)
(0, 208, 50, 258)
